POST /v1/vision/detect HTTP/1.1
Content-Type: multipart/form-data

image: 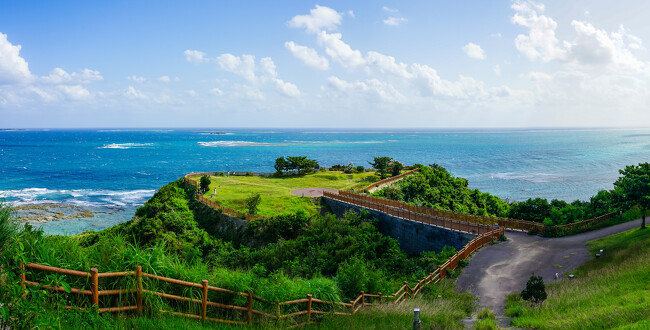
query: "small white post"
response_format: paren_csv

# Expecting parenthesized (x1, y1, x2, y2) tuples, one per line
(413, 308, 421, 330)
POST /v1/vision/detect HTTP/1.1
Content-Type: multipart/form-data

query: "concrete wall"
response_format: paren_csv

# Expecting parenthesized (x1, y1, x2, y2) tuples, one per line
(323, 197, 476, 255)
(191, 199, 249, 246)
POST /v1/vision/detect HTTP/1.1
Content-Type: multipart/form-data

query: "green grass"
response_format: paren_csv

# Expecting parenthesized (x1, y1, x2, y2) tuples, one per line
(507, 227, 650, 329)
(308, 279, 475, 330)
(199, 171, 378, 217)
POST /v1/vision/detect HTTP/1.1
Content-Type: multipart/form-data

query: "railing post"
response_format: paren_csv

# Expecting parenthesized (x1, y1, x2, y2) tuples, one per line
(277, 301, 281, 319)
(379, 292, 383, 305)
(201, 280, 208, 322)
(350, 300, 355, 314)
(90, 268, 99, 307)
(306, 294, 312, 324)
(360, 291, 365, 307)
(136, 265, 143, 315)
(247, 292, 253, 325)
(19, 261, 26, 290)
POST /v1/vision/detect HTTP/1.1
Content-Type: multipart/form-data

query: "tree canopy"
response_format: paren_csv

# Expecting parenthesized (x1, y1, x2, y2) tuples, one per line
(369, 156, 393, 179)
(274, 156, 319, 175)
(614, 162, 650, 229)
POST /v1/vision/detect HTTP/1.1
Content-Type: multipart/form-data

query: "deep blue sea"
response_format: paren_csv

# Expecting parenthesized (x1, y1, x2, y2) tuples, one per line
(1, 128, 649, 235)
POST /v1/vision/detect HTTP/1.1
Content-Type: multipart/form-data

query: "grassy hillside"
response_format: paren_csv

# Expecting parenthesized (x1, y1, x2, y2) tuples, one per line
(196, 170, 377, 217)
(506, 227, 650, 329)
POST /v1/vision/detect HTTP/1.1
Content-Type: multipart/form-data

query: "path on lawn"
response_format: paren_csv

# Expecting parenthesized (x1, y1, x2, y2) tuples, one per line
(456, 218, 643, 315)
(290, 188, 338, 197)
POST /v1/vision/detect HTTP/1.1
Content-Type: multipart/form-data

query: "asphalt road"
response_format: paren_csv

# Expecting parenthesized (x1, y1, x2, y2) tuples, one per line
(456, 218, 643, 314)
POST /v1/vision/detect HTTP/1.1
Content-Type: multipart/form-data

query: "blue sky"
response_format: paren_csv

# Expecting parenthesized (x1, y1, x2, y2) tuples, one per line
(1, 0, 649, 128)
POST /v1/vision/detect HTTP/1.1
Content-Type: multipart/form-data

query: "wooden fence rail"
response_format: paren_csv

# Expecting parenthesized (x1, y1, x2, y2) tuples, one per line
(325, 190, 617, 236)
(18, 225, 503, 326)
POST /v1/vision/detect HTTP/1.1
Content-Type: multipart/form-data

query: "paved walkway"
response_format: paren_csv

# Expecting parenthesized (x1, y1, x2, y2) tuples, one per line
(290, 188, 338, 197)
(456, 218, 643, 314)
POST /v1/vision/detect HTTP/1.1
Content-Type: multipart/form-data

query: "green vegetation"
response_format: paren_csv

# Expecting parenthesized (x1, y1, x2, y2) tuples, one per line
(520, 274, 546, 305)
(614, 162, 650, 229)
(199, 174, 211, 192)
(245, 193, 262, 215)
(374, 164, 511, 217)
(368, 156, 393, 179)
(376, 163, 644, 230)
(311, 279, 475, 330)
(200, 170, 377, 217)
(506, 227, 650, 329)
(273, 156, 319, 176)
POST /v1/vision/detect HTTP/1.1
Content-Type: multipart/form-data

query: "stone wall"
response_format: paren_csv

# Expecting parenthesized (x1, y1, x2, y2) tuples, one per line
(323, 197, 476, 254)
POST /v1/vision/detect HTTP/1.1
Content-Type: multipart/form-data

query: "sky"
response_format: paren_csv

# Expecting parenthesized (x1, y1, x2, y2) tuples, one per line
(1, 0, 649, 128)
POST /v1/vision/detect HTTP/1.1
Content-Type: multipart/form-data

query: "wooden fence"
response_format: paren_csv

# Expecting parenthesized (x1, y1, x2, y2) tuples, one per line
(18, 225, 503, 327)
(362, 168, 419, 192)
(325, 190, 618, 236)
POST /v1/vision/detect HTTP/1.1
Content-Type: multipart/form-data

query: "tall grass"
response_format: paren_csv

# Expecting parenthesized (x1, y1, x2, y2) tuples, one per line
(507, 227, 650, 329)
(0, 200, 18, 252)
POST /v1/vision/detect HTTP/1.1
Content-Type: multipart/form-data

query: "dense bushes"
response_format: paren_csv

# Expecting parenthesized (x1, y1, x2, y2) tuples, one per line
(375, 164, 510, 217)
(376, 164, 625, 226)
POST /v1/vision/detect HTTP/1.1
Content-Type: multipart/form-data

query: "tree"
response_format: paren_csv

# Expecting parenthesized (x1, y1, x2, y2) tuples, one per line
(614, 162, 650, 229)
(389, 161, 403, 177)
(521, 273, 546, 306)
(245, 193, 262, 215)
(199, 175, 211, 192)
(369, 156, 393, 179)
(274, 157, 289, 175)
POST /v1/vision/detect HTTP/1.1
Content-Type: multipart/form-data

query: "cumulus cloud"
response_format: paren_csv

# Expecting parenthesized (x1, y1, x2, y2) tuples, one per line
(184, 49, 208, 64)
(41, 68, 103, 84)
(125, 86, 146, 99)
(128, 75, 146, 83)
(511, 0, 647, 72)
(317, 31, 365, 68)
(0, 32, 32, 84)
(325, 76, 405, 103)
(158, 75, 171, 83)
(212, 53, 300, 97)
(383, 17, 407, 26)
(463, 43, 486, 59)
(284, 41, 329, 70)
(288, 5, 342, 34)
(382, 6, 407, 26)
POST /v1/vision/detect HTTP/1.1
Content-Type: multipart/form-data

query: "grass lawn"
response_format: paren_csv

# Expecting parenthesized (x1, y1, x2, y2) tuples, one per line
(198, 171, 379, 217)
(506, 227, 650, 329)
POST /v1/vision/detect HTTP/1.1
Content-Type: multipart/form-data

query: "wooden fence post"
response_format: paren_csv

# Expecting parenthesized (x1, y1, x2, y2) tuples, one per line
(201, 280, 208, 322)
(379, 292, 383, 305)
(277, 301, 281, 319)
(136, 265, 143, 315)
(90, 268, 99, 307)
(360, 291, 365, 307)
(306, 294, 312, 324)
(19, 262, 26, 290)
(247, 292, 253, 325)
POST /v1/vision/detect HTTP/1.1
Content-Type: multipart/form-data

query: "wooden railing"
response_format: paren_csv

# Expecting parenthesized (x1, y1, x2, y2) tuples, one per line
(362, 168, 419, 192)
(18, 226, 503, 327)
(325, 190, 617, 236)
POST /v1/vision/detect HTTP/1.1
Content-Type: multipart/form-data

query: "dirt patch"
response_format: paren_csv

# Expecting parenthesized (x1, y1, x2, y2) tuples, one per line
(290, 188, 338, 197)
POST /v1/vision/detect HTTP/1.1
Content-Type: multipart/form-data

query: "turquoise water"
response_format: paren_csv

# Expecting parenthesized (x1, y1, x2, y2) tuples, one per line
(1, 128, 649, 234)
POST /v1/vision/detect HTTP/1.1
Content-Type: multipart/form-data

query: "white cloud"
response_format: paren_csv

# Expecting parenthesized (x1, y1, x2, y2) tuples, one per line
(125, 86, 146, 99)
(288, 5, 342, 34)
(58, 85, 91, 100)
(212, 53, 301, 97)
(463, 43, 486, 60)
(42, 68, 103, 84)
(511, 0, 567, 62)
(184, 49, 208, 64)
(326, 76, 405, 103)
(493, 64, 502, 75)
(511, 0, 646, 72)
(210, 87, 223, 96)
(491, 33, 502, 38)
(383, 17, 407, 26)
(317, 31, 365, 68)
(0, 33, 32, 85)
(348, 10, 355, 18)
(382, 6, 398, 13)
(159, 75, 171, 83)
(128, 75, 146, 83)
(284, 41, 329, 70)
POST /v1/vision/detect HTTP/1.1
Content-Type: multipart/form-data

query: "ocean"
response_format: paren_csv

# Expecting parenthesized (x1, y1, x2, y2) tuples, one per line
(1, 128, 649, 235)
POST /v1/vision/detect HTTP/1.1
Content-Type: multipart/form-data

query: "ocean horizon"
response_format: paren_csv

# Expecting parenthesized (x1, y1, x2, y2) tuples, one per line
(2, 127, 649, 235)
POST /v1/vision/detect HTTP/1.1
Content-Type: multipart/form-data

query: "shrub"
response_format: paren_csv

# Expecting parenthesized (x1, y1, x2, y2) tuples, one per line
(499, 235, 508, 242)
(199, 175, 211, 192)
(245, 193, 262, 215)
(356, 165, 365, 173)
(521, 273, 547, 305)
